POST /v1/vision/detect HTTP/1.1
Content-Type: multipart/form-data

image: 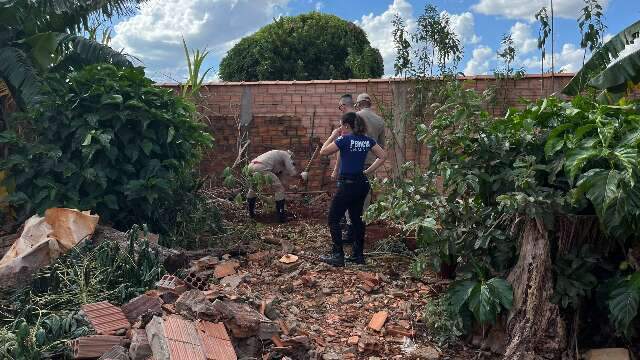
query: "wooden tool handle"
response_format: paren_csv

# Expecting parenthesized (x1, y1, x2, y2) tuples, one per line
(303, 145, 319, 173)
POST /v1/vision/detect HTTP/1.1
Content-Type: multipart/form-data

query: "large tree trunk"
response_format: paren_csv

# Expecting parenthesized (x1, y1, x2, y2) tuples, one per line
(504, 219, 567, 359)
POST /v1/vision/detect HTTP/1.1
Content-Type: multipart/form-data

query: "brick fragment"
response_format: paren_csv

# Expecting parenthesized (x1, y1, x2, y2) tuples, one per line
(156, 274, 188, 294)
(214, 261, 239, 279)
(69, 335, 124, 359)
(121, 294, 163, 323)
(367, 311, 388, 332)
(212, 300, 279, 339)
(247, 251, 271, 262)
(129, 329, 152, 360)
(386, 325, 415, 338)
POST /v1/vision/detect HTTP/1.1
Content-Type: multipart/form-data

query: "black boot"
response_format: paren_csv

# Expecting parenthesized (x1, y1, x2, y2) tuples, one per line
(320, 248, 345, 267)
(247, 197, 257, 218)
(275, 200, 287, 223)
(346, 227, 365, 265)
(346, 254, 365, 265)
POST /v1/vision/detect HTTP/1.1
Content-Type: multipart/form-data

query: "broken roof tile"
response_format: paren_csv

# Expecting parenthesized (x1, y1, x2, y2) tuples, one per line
(196, 321, 230, 341)
(166, 341, 207, 360)
(196, 321, 237, 360)
(81, 302, 130, 335)
(163, 315, 201, 344)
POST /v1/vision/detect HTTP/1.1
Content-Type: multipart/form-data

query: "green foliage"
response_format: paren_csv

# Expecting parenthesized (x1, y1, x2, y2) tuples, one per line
(392, 14, 412, 78)
(535, 7, 551, 76)
(0, 312, 90, 359)
(0, 64, 213, 230)
(0, 0, 142, 109)
(543, 98, 640, 239)
(222, 165, 274, 203)
(159, 184, 225, 250)
(606, 272, 640, 338)
(219, 12, 383, 81)
(16, 225, 165, 311)
(0, 224, 162, 358)
(551, 245, 599, 309)
(563, 19, 640, 96)
(578, 0, 606, 56)
(181, 36, 213, 99)
(448, 275, 513, 325)
(423, 295, 466, 345)
(411, 4, 463, 76)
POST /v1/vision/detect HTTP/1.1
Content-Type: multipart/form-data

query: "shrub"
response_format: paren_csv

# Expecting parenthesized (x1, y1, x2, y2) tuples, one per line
(219, 12, 383, 81)
(0, 64, 213, 230)
(423, 295, 466, 346)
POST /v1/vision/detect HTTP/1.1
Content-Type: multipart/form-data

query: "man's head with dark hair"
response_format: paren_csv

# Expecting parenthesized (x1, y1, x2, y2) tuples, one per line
(338, 94, 354, 113)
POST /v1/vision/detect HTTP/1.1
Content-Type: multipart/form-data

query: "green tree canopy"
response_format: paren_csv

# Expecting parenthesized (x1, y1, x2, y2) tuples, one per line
(219, 12, 384, 81)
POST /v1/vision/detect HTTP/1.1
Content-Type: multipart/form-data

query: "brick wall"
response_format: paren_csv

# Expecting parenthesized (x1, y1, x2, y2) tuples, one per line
(161, 74, 572, 191)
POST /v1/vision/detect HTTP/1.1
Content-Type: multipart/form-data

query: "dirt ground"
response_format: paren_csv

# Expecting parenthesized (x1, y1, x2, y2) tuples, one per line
(206, 188, 484, 359)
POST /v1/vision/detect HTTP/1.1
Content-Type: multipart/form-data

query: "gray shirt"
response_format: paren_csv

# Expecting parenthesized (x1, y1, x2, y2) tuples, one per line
(357, 107, 386, 164)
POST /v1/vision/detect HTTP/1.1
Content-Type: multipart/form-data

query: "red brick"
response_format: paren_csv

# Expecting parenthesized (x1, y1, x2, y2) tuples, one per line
(368, 311, 388, 331)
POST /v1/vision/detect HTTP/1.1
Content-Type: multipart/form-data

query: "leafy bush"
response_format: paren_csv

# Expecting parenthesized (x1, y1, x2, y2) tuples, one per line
(159, 182, 225, 250)
(423, 295, 466, 346)
(606, 271, 640, 338)
(219, 12, 383, 81)
(551, 245, 599, 309)
(449, 275, 513, 326)
(371, 77, 640, 337)
(0, 64, 213, 230)
(222, 165, 274, 203)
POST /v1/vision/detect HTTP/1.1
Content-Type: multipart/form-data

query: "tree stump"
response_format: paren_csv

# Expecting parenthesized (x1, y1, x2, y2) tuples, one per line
(504, 219, 567, 359)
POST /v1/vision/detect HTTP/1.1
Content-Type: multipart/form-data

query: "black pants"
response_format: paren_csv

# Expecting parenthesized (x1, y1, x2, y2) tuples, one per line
(328, 175, 370, 256)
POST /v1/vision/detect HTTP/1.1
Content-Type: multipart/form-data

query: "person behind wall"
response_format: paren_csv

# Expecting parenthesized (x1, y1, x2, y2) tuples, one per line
(331, 94, 356, 180)
(318, 112, 386, 267)
(246, 149, 308, 223)
(355, 92, 385, 209)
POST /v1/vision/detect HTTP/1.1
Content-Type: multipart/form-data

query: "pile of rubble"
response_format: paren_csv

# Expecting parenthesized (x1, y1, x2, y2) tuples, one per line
(70, 239, 456, 360)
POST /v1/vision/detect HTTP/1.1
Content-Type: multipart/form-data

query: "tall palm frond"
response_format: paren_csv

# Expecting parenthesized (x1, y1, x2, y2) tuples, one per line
(0, 47, 42, 108)
(563, 20, 640, 96)
(34, 0, 146, 32)
(58, 33, 132, 68)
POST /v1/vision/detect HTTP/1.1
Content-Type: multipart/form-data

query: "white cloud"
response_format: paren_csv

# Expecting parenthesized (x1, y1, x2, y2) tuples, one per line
(471, 0, 609, 20)
(355, 0, 414, 77)
(445, 11, 481, 45)
(522, 42, 586, 73)
(464, 45, 494, 75)
(111, 0, 289, 81)
(315, 2, 324, 11)
(510, 22, 538, 54)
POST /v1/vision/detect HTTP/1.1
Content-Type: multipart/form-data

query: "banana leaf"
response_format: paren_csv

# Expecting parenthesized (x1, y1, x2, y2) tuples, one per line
(563, 20, 640, 96)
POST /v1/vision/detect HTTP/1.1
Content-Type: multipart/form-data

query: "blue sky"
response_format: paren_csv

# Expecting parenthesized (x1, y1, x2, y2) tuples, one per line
(107, 0, 640, 82)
